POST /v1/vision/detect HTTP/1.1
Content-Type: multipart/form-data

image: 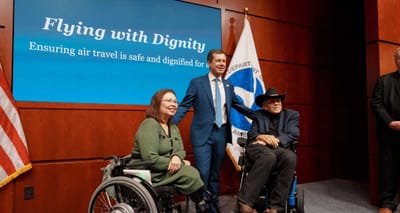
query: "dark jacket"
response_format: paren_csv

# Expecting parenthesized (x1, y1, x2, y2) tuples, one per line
(247, 108, 300, 148)
(371, 71, 400, 144)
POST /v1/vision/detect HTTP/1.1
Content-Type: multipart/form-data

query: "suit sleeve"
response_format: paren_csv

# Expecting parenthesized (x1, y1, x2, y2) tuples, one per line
(247, 115, 261, 142)
(371, 77, 392, 125)
(172, 79, 197, 124)
(277, 110, 300, 148)
(231, 90, 256, 120)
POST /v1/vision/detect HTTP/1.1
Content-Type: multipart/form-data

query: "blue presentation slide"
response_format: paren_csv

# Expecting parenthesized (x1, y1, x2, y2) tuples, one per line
(13, 0, 221, 105)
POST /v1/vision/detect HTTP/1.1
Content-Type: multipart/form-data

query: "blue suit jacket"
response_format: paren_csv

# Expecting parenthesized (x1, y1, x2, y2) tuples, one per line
(173, 74, 255, 146)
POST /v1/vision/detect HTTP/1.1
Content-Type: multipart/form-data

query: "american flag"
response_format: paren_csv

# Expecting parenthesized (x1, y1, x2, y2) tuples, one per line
(0, 62, 31, 188)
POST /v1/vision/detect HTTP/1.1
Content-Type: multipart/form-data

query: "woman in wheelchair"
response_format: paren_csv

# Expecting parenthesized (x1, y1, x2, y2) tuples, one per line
(237, 88, 300, 213)
(132, 89, 209, 212)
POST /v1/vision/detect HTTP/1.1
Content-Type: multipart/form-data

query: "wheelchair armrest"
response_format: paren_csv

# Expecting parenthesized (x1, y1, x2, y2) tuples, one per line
(125, 159, 156, 169)
(103, 154, 133, 163)
(122, 154, 134, 164)
(103, 155, 119, 162)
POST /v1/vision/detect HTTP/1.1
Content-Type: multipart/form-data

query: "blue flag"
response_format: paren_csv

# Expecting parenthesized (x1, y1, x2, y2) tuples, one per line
(225, 18, 265, 171)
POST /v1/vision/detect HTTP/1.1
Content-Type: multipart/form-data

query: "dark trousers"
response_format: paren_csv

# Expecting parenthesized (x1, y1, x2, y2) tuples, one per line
(379, 142, 400, 210)
(192, 124, 227, 211)
(238, 143, 297, 212)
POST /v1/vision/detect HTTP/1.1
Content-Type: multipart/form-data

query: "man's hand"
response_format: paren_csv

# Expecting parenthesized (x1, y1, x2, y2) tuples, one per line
(389, 121, 400, 131)
(256, 134, 280, 148)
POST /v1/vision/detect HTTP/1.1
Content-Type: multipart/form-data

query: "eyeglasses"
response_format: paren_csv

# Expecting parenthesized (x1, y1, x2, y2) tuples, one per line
(162, 99, 179, 104)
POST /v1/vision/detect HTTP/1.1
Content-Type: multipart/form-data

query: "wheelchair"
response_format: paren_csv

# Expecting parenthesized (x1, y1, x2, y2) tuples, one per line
(88, 154, 218, 213)
(237, 137, 305, 213)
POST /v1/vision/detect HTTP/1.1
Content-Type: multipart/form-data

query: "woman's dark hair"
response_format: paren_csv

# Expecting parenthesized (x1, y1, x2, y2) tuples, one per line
(146, 89, 176, 123)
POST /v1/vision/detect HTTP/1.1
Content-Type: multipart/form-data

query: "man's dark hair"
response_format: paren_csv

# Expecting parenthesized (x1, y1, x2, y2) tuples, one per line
(207, 49, 225, 62)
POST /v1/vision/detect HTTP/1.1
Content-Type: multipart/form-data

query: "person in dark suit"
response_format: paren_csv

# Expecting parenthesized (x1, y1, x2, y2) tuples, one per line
(371, 47, 400, 213)
(172, 49, 255, 211)
(237, 88, 299, 213)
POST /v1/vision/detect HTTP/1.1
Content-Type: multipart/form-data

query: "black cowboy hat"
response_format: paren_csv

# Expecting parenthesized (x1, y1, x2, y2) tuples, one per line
(255, 87, 286, 107)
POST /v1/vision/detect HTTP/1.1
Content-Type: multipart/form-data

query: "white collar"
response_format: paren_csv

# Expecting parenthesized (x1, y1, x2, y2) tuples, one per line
(208, 72, 220, 82)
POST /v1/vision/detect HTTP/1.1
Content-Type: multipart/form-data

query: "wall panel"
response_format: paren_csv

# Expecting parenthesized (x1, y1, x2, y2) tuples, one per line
(294, 105, 334, 147)
(260, 62, 332, 105)
(219, 156, 241, 194)
(378, 0, 400, 42)
(296, 146, 333, 183)
(19, 108, 145, 161)
(365, 0, 378, 42)
(222, 12, 331, 66)
(377, 43, 399, 75)
(366, 43, 380, 95)
(219, 0, 331, 28)
(0, 183, 13, 213)
(13, 161, 105, 213)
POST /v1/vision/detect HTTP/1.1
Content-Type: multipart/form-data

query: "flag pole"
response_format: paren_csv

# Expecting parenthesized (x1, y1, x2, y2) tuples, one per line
(225, 6, 266, 172)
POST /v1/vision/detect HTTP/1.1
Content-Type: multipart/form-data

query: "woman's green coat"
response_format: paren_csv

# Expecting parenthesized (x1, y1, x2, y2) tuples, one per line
(132, 118, 203, 194)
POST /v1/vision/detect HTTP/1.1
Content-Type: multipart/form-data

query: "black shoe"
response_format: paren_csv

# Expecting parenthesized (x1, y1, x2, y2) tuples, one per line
(196, 199, 209, 213)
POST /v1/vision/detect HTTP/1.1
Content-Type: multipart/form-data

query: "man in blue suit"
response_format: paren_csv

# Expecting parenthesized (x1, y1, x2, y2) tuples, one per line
(173, 49, 255, 211)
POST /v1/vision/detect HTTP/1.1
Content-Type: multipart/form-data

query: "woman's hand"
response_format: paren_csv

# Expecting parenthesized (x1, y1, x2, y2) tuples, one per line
(183, 160, 191, 166)
(168, 155, 182, 174)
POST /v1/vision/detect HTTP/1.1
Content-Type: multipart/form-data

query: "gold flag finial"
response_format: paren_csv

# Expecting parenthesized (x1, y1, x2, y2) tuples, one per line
(244, 8, 249, 19)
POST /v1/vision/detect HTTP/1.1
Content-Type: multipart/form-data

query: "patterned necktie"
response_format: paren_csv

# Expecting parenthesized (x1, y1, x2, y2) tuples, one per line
(214, 78, 222, 127)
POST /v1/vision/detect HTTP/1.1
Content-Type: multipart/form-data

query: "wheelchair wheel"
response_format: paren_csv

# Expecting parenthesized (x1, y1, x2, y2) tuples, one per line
(88, 176, 158, 213)
(296, 188, 305, 213)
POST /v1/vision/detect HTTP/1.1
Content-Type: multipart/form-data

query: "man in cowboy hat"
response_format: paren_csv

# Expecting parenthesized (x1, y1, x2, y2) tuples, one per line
(237, 87, 300, 213)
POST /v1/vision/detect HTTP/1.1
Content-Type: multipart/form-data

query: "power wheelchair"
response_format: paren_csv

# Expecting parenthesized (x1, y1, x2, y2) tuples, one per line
(237, 137, 305, 213)
(88, 154, 218, 213)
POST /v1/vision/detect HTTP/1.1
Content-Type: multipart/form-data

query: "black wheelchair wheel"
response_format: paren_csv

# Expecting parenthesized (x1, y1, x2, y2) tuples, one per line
(88, 176, 158, 213)
(296, 188, 305, 213)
